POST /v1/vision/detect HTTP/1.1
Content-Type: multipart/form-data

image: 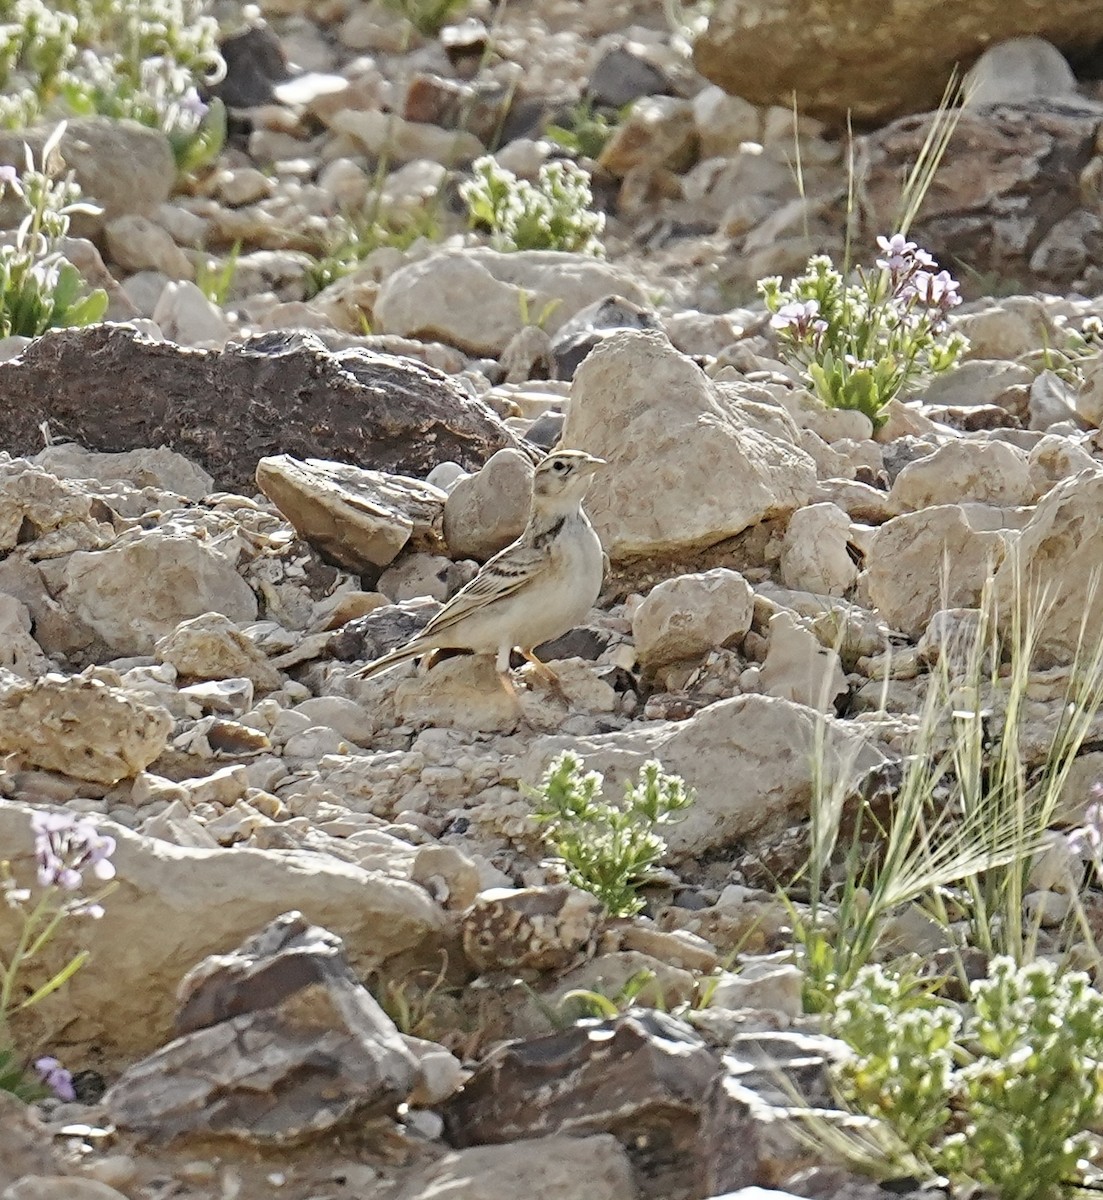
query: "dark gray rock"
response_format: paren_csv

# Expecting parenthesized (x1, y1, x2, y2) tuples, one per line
(551, 294, 664, 380)
(329, 597, 442, 661)
(0, 326, 522, 494)
(103, 911, 421, 1144)
(586, 45, 674, 108)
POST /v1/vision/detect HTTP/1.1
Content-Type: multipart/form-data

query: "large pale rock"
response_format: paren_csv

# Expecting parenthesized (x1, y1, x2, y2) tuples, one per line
(394, 1135, 638, 1200)
(562, 332, 816, 561)
(375, 249, 649, 357)
(155, 612, 282, 692)
(0, 459, 114, 559)
(0, 594, 49, 678)
(693, 0, 1103, 123)
(515, 693, 887, 858)
(779, 503, 858, 596)
(2, 1180, 128, 1200)
(863, 506, 1006, 637)
(256, 455, 447, 570)
(104, 215, 193, 278)
(443, 448, 534, 561)
(0, 800, 444, 1063)
(759, 611, 847, 712)
(889, 440, 1034, 512)
(632, 568, 754, 670)
(0, 118, 175, 235)
(41, 531, 258, 656)
(33, 444, 214, 500)
(0, 326, 520, 493)
(0, 674, 172, 784)
(993, 468, 1103, 662)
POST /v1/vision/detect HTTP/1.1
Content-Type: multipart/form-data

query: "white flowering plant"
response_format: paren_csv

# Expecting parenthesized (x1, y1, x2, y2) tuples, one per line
(461, 155, 605, 255)
(759, 234, 967, 427)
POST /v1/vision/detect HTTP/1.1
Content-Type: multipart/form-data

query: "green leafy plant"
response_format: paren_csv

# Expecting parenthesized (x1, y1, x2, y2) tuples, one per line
(531, 752, 694, 917)
(834, 957, 1103, 1200)
(759, 235, 968, 429)
(0, 124, 109, 338)
(461, 155, 605, 255)
(545, 100, 619, 160)
(195, 240, 240, 307)
(304, 204, 441, 299)
(1, 810, 117, 1100)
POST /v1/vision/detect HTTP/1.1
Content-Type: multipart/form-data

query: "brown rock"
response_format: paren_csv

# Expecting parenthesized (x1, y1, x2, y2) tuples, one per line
(0, 1095, 62, 1191)
(694, 0, 1103, 124)
(256, 455, 447, 571)
(0, 326, 522, 494)
(104, 912, 420, 1143)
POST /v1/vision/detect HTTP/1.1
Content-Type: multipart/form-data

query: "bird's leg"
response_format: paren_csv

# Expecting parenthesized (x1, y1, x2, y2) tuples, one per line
(520, 649, 568, 701)
(495, 644, 520, 701)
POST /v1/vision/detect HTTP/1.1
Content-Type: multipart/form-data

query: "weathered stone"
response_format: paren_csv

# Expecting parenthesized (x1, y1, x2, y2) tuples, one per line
(0, 326, 520, 493)
(863, 505, 1006, 637)
(0, 1095, 63, 1191)
(993, 467, 1103, 661)
(0, 594, 49, 679)
(0, 674, 172, 784)
(155, 612, 282, 692)
(2, 1180, 129, 1200)
(41, 530, 258, 657)
(256, 455, 447, 571)
(890, 440, 1035, 512)
(443, 1010, 719, 1146)
(33, 443, 214, 500)
(461, 885, 603, 973)
(694, 0, 1103, 124)
(0, 800, 443, 1063)
(0, 118, 175, 236)
(375, 249, 650, 357)
(329, 597, 441, 662)
(965, 36, 1078, 107)
(104, 912, 420, 1143)
(598, 96, 698, 178)
(550, 294, 663, 382)
(517, 694, 887, 858)
(0, 459, 114, 559)
(857, 104, 1103, 295)
(563, 332, 816, 562)
(378, 553, 476, 603)
(759, 611, 848, 712)
(443, 448, 535, 561)
(779, 503, 858, 596)
(632, 569, 754, 670)
(394, 1135, 638, 1200)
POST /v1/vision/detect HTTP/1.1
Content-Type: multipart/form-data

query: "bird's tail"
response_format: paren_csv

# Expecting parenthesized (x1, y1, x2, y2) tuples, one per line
(352, 642, 425, 680)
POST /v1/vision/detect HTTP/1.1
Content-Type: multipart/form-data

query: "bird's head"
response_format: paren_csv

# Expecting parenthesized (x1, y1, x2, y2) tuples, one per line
(531, 448, 605, 514)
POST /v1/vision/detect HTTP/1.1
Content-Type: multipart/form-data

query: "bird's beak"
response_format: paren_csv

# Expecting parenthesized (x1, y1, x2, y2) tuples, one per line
(579, 454, 606, 474)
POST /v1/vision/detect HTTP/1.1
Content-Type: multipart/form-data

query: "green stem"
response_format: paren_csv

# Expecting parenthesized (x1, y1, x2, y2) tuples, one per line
(0, 890, 55, 1021)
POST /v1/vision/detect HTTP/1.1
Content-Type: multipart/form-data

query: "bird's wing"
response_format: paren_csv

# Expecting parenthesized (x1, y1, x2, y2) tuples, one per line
(418, 539, 549, 642)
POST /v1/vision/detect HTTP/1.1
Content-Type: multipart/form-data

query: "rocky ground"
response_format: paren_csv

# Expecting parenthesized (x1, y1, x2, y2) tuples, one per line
(4, 1, 1103, 1199)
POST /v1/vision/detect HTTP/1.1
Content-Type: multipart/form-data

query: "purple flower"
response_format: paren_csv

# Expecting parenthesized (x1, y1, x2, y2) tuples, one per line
(0, 164, 18, 188)
(876, 233, 917, 273)
(903, 269, 962, 317)
(771, 298, 822, 339)
(31, 811, 116, 893)
(34, 1057, 76, 1102)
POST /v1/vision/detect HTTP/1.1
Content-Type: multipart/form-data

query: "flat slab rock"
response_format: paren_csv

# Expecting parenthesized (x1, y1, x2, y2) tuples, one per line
(0, 325, 523, 493)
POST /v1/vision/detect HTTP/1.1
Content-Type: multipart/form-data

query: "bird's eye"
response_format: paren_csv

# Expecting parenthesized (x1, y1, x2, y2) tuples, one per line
(552, 460, 568, 473)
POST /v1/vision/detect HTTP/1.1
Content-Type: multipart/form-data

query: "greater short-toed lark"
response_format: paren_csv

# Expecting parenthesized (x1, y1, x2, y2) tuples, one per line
(355, 449, 606, 696)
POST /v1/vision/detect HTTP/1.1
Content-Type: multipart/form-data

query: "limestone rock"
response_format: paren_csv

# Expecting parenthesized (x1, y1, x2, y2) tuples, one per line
(0, 118, 175, 235)
(33, 444, 214, 500)
(104, 215, 193, 278)
(517, 694, 887, 858)
(0, 674, 172, 784)
(863, 506, 1006, 637)
(375, 249, 649, 357)
(0, 459, 114, 560)
(393, 1135, 638, 1200)
(443, 448, 535, 561)
(256, 455, 447, 571)
(693, 0, 1103, 124)
(105, 912, 421, 1143)
(993, 468, 1103, 661)
(964, 37, 1078, 107)
(461, 885, 603, 973)
(378, 553, 475, 603)
(0, 801, 444, 1063)
(42, 530, 258, 656)
(151, 280, 233, 348)
(0, 595, 49, 679)
(0, 326, 520, 493)
(779, 503, 858, 596)
(562, 332, 816, 561)
(2, 1180, 129, 1200)
(889, 440, 1035, 511)
(155, 612, 282, 692)
(632, 568, 754, 670)
(759, 611, 848, 712)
